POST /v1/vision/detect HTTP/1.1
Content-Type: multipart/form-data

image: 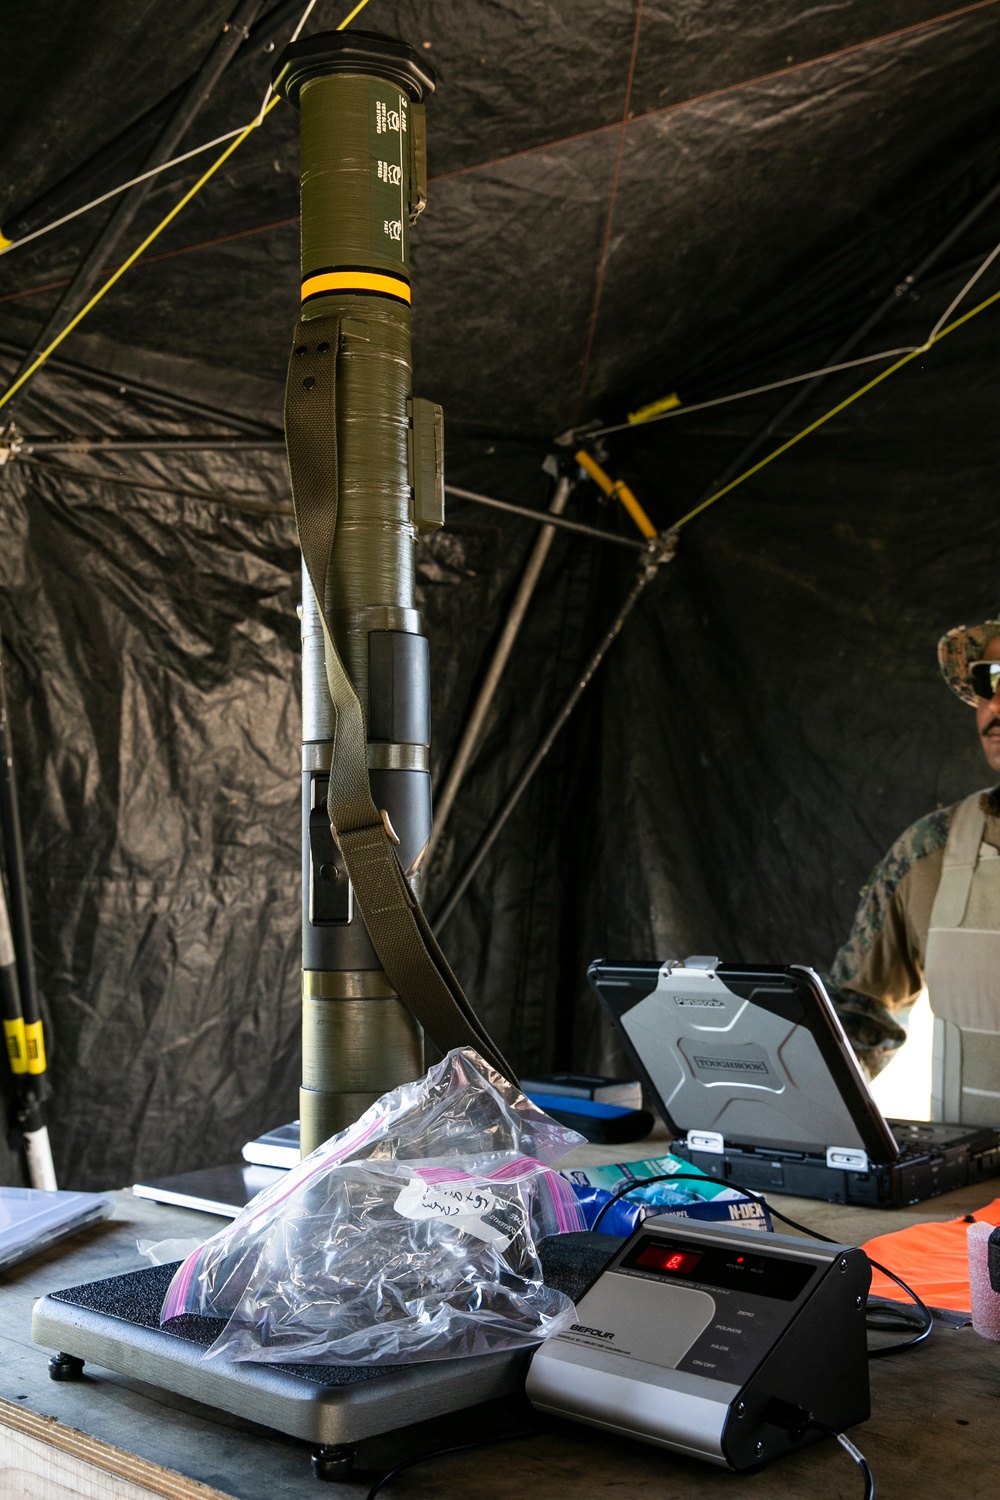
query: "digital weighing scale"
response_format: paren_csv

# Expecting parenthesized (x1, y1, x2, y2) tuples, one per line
(30, 1235, 615, 1472)
(527, 1216, 871, 1469)
(33, 1221, 872, 1477)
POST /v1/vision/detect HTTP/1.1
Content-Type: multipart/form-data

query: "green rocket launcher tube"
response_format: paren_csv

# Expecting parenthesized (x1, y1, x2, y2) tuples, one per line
(273, 33, 445, 1154)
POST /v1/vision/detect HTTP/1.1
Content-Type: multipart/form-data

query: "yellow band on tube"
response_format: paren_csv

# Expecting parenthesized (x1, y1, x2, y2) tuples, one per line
(4, 1017, 26, 1074)
(24, 1019, 46, 1074)
(301, 270, 411, 304)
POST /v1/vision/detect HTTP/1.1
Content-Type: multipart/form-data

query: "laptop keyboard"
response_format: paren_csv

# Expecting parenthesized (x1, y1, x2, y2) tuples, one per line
(894, 1144, 929, 1163)
(888, 1119, 969, 1161)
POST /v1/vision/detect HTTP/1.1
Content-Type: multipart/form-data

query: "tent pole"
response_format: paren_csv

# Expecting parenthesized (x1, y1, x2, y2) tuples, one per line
(4, 439, 639, 548)
(16, 436, 287, 453)
(0, 630, 55, 1188)
(689, 175, 1000, 504)
(445, 483, 642, 549)
(433, 534, 675, 931)
(426, 474, 573, 870)
(3, 0, 267, 405)
(0, 0, 305, 249)
(0, 632, 41, 1079)
(0, 339, 279, 435)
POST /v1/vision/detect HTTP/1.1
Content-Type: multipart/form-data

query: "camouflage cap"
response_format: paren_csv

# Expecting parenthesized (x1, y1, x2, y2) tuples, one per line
(938, 616, 1000, 705)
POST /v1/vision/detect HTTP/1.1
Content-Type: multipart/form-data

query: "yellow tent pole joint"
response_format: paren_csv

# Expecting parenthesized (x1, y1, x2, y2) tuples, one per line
(611, 480, 658, 540)
(628, 391, 680, 425)
(23, 1019, 46, 1074)
(575, 449, 658, 539)
(574, 449, 613, 495)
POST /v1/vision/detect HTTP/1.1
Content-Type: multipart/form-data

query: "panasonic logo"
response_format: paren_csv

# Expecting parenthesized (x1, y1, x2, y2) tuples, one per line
(675, 997, 726, 1008)
(693, 1056, 768, 1073)
(570, 1324, 615, 1340)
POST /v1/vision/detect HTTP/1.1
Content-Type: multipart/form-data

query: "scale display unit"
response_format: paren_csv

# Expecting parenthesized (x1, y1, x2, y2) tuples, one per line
(526, 1217, 871, 1469)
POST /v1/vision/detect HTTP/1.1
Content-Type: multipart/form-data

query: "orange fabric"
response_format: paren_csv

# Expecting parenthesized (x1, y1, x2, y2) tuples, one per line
(861, 1197, 1000, 1312)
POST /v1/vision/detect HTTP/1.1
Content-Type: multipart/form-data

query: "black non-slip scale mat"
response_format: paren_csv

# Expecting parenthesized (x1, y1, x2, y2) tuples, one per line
(46, 1232, 621, 1390)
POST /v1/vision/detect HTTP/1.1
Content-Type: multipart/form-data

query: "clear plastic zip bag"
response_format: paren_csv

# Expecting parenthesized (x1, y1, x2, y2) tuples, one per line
(161, 1049, 586, 1364)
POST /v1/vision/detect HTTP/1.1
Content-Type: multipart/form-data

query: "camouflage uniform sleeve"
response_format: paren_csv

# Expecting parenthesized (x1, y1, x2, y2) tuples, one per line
(823, 806, 952, 1079)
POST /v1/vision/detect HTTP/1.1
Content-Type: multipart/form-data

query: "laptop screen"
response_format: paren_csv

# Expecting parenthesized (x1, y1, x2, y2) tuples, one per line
(589, 959, 899, 1165)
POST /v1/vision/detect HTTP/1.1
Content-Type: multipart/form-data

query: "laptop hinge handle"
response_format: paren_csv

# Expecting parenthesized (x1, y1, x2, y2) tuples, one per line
(687, 1129, 725, 1155)
(826, 1146, 869, 1172)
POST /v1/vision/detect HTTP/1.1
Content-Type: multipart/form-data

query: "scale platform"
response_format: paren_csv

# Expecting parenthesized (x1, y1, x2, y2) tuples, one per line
(31, 1234, 617, 1451)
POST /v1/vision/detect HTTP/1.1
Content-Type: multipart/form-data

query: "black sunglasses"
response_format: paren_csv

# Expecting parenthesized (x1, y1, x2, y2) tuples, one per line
(970, 660, 1000, 700)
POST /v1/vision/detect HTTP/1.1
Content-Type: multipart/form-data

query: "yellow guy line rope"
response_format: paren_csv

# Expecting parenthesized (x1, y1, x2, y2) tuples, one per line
(334, 0, 373, 27)
(0, 99, 280, 413)
(0, 0, 372, 412)
(671, 285, 1000, 532)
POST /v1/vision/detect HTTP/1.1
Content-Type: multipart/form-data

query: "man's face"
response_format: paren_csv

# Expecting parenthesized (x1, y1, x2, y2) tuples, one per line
(976, 635, 1000, 775)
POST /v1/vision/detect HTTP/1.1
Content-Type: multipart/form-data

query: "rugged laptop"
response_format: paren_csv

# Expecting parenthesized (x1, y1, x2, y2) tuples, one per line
(588, 956, 1000, 1208)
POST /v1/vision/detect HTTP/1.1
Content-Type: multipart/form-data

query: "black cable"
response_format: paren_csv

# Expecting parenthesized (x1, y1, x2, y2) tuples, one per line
(863, 1297, 928, 1332)
(864, 1257, 932, 1356)
(364, 1429, 536, 1500)
(588, 1170, 932, 1355)
(810, 1421, 875, 1500)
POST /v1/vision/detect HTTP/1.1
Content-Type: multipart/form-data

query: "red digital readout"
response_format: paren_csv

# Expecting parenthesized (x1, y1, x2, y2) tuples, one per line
(635, 1245, 703, 1276)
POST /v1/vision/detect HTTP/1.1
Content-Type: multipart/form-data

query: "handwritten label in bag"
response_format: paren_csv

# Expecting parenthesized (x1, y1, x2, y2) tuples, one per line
(393, 1178, 523, 1249)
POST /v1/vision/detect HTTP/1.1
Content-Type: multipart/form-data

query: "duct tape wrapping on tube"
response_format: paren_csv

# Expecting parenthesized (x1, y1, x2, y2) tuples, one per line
(160, 1048, 586, 1363)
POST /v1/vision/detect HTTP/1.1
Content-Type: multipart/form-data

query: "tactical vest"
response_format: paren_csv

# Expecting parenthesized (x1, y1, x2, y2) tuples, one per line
(927, 789, 1000, 1125)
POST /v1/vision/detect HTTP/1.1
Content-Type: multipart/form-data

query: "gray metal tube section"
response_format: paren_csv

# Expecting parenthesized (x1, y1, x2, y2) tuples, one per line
(426, 475, 572, 865)
(434, 544, 670, 931)
(301, 565, 336, 743)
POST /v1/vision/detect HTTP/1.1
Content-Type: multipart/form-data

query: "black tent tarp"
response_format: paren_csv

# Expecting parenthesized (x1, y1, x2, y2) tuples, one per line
(1, 0, 999, 1186)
